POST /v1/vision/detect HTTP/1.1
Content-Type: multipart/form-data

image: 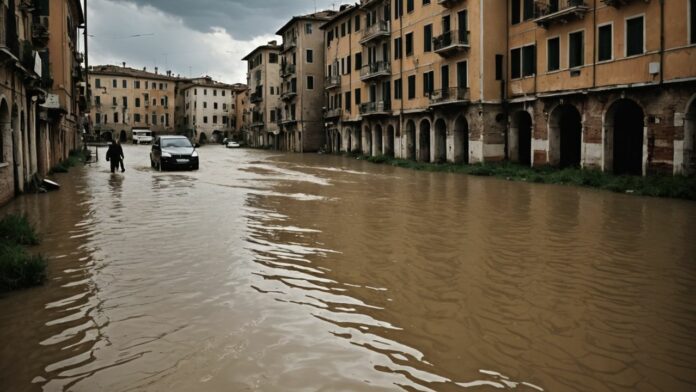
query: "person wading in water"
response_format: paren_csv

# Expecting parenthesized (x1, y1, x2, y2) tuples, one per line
(106, 138, 125, 173)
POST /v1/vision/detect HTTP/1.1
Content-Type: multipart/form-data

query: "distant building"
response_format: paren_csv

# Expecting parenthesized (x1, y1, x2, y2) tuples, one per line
(242, 42, 282, 148)
(88, 65, 178, 142)
(276, 10, 336, 152)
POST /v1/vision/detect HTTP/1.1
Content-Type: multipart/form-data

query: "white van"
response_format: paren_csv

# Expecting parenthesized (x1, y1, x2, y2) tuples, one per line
(132, 129, 153, 144)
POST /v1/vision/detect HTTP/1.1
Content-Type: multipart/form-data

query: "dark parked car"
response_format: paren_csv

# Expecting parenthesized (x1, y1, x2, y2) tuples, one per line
(150, 136, 199, 171)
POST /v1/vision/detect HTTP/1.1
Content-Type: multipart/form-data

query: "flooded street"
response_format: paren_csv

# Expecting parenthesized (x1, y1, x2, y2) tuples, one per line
(1, 145, 695, 392)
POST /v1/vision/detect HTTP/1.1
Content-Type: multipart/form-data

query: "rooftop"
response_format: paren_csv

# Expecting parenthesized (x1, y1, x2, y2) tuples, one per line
(276, 10, 338, 35)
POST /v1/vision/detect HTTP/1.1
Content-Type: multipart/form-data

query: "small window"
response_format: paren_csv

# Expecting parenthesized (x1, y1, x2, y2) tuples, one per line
(134, 81, 140, 89)
(394, 37, 402, 59)
(307, 76, 314, 90)
(269, 53, 278, 63)
(522, 44, 536, 76)
(598, 24, 612, 62)
(569, 31, 584, 68)
(405, 33, 413, 56)
(511, 0, 521, 24)
(95, 78, 101, 88)
(341, 23, 346, 37)
(394, 78, 402, 99)
(626, 16, 644, 57)
(407, 0, 414, 13)
(407, 75, 416, 99)
(691, 0, 696, 44)
(523, 0, 534, 21)
(203, 116, 208, 124)
(112, 79, 117, 88)
(306, 49, 314, 63)
(135, 98, 140, 108)
(355, 88, 361, 105)
(305, 23, 312, 34)
(424, 24, 432, 52)
(213, 115, 218, 124)
(122, 80, 127, 88)
(422, 71, 434, 96)
(511, 48, 521, 79)
(345, 91, 351, 111)
(203, 102, 207, 109)
(355, 15, 361, 31)
(547, 37, 560, 71)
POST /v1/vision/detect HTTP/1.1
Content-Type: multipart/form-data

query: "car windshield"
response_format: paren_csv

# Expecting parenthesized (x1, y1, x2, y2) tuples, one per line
(161, 138, 192, 148)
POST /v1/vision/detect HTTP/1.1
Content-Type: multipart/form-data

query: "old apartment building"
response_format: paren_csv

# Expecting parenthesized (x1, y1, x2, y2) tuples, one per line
(89, 65, 177, 142)
(277, 11, 336, 152)
(176, 77, 246, 143)
(319, 0, 696, 176)
(1, 0, 86, 206)
(243, 42, 281, 148)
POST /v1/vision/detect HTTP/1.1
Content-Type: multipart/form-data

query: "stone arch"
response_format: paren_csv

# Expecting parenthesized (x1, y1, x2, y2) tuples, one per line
(404, 120, 416, 160)
(418, 118, 431, 162)
(343, 127, 352, 152)
(385, 125, 395, 157)
(101, 130, 113, 141)
(510, 110, 532, 166)
(604, 98, 645, 176)
(548, 104, 582, 168)
(353, 126, 362, 152)
(119, 130, 127, 143)
(363, 125, 372, 155)
(676, 94, 696, 175)
(453, 114, 469, 164)
(374, 124, 383, 156)
(433, 118, 447, 163)
(199, 132, 208, 145)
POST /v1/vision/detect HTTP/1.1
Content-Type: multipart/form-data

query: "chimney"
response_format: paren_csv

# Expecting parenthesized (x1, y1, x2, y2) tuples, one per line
(143, 67, 147, 72)
(122, 62, 126, 68)
(167, 70, 171, 77)
(155, 67, 158, 75)
(268, 40, 277, 45)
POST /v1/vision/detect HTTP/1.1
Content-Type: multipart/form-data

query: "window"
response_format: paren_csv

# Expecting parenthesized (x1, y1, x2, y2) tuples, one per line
(341, 23, 346, 37)
(407, 0, 414, 13)
(495, 54, 504, 80)
(511, 0, 521, 24)
(114, 112, 119, 123)
(95, 78, 101, 88)
(691, 0, 696, 44)
(407, 75, 416, 99)
(394, 38, 402, 59)
(161, 97, 165, 106)
(145, 81, 149, 89)
(355, 52, 362, 69)
(522, 44, 536, 76)
(122, 80, 127, 88)
(345, 91, 351, 111)
(152, 114, 157, 125)
(626, 15, 644, 56)
(134, 113, 140, 123)
(203, 102, 207, 109)
(95, 113, 101, 124)
(347, 55, 351, 74)
(122, 97, 128, 107)
(213, 115, 218, 124)
(112, 79, 117, 88)
(270, 111, 276, 122)
(355, 15, 361, 31)
(153, 98, 157, 107)
(204, 89, 207, 95)
(523, 0, 534, 21)
(355, 88, 361, 105)
(112, 96, 117, 106)
(394, 78, 402, 99)
(306, 49, 313, 63)
(423, 71, 434, 96)
(213, 90, 217, 96)
(269, 53, 278, 63)
(423, 0, 430, 4)
(405, 32, 413, 56)
(395, 0, 403, 19)
(203, 116, 208, 124)
(159, 83, 164, 90)
(214, 102, 218, 109)
(569, 31, 584, 68)
(598, 23, 613, 62)
(135, 80, 140, 89)
(95, 96, 101, 105)
(547, 37, 560, 71)
(424, 24, 433, 52)
(306, 23, 313, 34)
(307, 76, 314, 90)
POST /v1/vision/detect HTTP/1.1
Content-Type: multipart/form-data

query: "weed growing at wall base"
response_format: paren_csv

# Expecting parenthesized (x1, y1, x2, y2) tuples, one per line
(363, 155, 696, 201)
(49, 149, 89, 174)
(0, 215, 46, 292)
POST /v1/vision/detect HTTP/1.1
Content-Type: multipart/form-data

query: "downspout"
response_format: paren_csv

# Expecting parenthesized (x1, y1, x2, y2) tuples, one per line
(399, 1, 404, 157)
(504, 0, 510, 160)
(659, 0, 664, 85)
(84, 0, 89, 135)
(592, 0, 596, 89)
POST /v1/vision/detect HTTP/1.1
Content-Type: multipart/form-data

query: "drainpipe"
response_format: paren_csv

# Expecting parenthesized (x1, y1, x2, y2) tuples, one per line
(399, 1, 404, 158)
(503, 0, 510, 161)
(659, 0, 664, 85)
(592, 0, 596, 89)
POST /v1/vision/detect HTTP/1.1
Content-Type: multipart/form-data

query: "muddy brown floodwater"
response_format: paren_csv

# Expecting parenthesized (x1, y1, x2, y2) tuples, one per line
(0, 145, 695, 392)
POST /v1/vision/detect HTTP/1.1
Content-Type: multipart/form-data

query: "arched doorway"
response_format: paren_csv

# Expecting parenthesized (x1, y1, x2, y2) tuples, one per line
(364, 126, 372, 156)
(677, 96, 696, 175)
(212, 130, 223, 143)
(510, 110, 532, 165)
(453, 115, 469, 164)
(386, 125, 395, 157)
(344, 128, 352, 152)
(119, 130, 127, 143)
(605, 99, 645, 175)
(101, 131, 113, 141)
(405, 120, 416, 160)
(199, 132, 208, 145)
(418, 119, 431, 162)
(549, 104, 582, 168)
(434, 119, 447, 163)
(374, 125, 383, 156)
(353, 127, 362, 153)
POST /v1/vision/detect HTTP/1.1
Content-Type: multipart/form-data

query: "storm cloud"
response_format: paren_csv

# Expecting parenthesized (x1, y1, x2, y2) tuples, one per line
(88, 0, 340, 84)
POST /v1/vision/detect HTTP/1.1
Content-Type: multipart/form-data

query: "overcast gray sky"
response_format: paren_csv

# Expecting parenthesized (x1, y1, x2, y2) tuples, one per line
(88, 0, 341, 84)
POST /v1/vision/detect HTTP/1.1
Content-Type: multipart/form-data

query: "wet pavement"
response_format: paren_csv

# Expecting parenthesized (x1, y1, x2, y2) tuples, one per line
(1, 144, 695, 391)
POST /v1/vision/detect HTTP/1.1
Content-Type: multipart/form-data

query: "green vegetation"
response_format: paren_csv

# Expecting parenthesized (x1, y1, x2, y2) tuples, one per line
(360, 155, 696, 200)
(0, 215, 46, 292)
(49, 149, 89, 174)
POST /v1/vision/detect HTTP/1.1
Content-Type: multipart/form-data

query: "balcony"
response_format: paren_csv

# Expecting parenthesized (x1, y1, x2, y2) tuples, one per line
(281, 117, 297, 127)
(280, 89, 297, 101)
(360, 20, 390, 45)
(534, 0, 590, 28)
(360, 61, 390, 81)
(280, 63, 296, 77)
(282, 35, 297, 53)
(433, 30, 470, 57)
(428, 87, 470, 107)
(359, 101, 391, 116)
(325, 74, 340, 89)
(437, 0, 464, 6)
(250, 92, 262, 103)
(324, 107, 342, 119)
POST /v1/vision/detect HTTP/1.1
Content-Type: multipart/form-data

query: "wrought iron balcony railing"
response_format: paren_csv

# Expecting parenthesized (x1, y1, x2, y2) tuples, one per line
(359, 101, 391, 116)
(325, 74, 340, 89)
(534, 0, 589, 27)
(360, 61, 390, 81)
(433, 30, 470, 56)
(360, 20, 390, 44)
(428, 87, 470, 106)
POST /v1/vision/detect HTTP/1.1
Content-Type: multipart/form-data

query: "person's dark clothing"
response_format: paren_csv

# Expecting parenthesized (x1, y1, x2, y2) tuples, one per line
(106, 143, 124, 173)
